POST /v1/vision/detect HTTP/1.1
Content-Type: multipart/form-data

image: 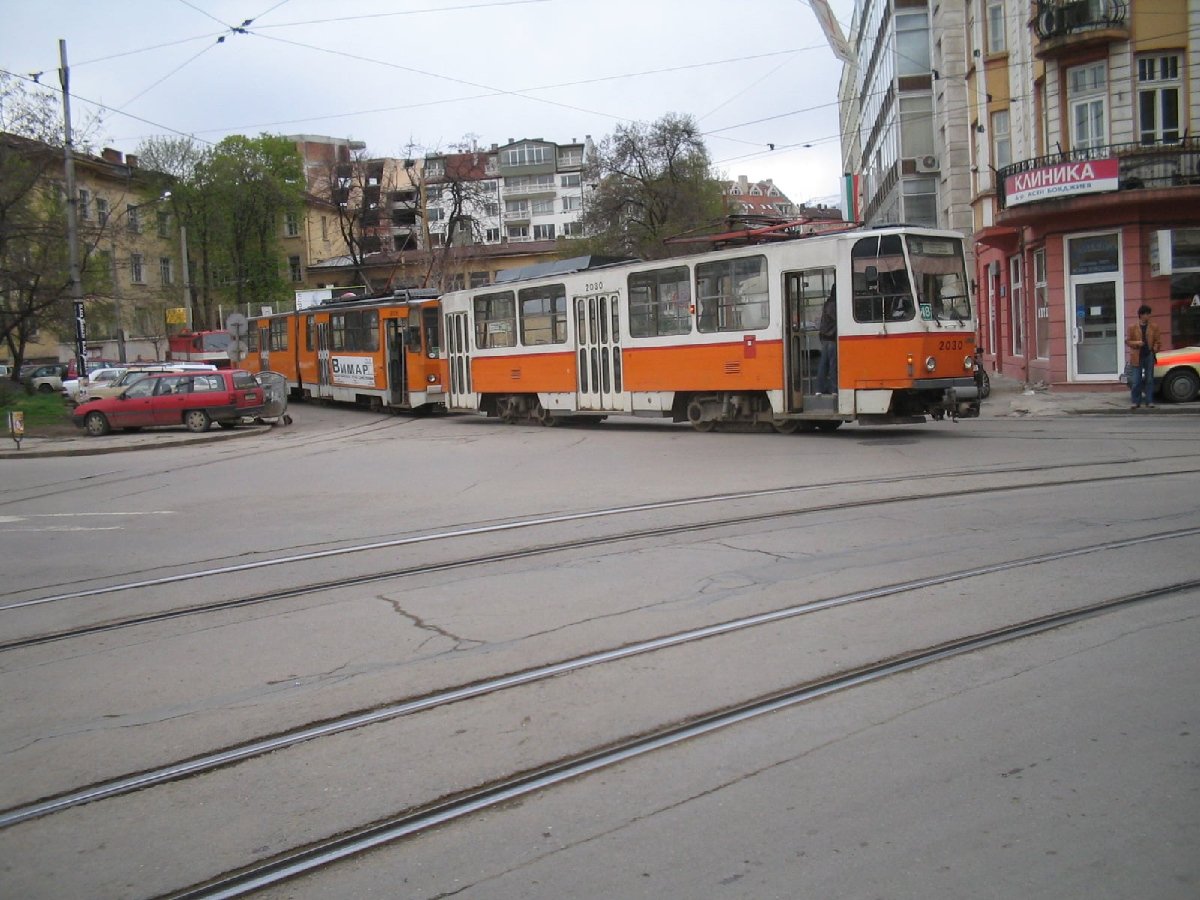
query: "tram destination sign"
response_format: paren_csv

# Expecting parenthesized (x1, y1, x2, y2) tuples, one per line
(1004, 158, 1119, 207)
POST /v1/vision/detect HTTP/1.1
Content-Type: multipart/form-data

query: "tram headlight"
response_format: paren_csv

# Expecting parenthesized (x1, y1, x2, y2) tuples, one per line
(925, 356, 937, 372)
(964, 354, 975, 371)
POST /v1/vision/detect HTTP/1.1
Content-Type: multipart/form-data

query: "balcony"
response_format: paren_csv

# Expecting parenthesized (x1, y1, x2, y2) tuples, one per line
(996, 138, 1200, 211)
(1034, 0, 1128, 59)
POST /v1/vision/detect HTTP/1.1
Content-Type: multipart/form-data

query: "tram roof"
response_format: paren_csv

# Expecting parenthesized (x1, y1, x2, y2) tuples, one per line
(492, 255, 637, 285)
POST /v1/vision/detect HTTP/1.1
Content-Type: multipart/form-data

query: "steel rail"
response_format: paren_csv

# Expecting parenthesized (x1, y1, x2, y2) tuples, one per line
(7, 458, 1200, 614)
(152, 578, 1199, 900)
(2, 528, 1197, 831)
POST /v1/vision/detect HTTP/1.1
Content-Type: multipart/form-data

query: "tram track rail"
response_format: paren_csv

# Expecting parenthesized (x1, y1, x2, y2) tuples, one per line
(2, 527, 1196, 833)
(4, 460, 1200, 648)
(145, 576, 1200, 900)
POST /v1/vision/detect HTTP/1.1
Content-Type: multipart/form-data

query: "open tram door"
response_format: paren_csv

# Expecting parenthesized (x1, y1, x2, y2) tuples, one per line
(783, 267, 837, 411)
(385, 318, 410, 407)
(316, 321, 331, 392)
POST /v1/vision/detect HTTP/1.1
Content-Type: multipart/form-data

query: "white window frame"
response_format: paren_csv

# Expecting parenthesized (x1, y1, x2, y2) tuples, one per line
(533, 223, 555, 241)
(284, 212, 300, 237)
(1067, 63, 1108, 152)
(78, 188, 91, 221)
(986, 1, 1006, 55)
(130, 253, 145, 284)
(289, 255, 303, 283)
(1034, 248, 1049, 359)
(1137, 53, 1182, 144)
(562, 195, 582, 212)
(1009, 254, 1024, 356)
(159, 256, 173, 285)
(992, 109, 1012, 170)
(96, 197, 109, 225)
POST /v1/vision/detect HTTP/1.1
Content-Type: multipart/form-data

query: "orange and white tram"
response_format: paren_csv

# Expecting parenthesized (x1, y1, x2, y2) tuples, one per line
(441, 225, 981, 432)
(240, 289, 447, 412)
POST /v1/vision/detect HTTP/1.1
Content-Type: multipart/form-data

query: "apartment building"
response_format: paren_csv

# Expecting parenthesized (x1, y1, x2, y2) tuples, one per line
(969, 0, 1200, 388)
(1, 135, 188, 365)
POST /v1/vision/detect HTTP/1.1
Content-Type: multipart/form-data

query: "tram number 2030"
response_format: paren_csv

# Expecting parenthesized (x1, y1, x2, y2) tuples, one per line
(938, 339, 966, 350)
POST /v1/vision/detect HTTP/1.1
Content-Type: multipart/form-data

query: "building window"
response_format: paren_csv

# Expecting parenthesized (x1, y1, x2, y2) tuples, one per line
(157, 210, 170, 239)
(991, 110, 1011, 170)
(900, 95, 935, 159)
(320, 216, 328, 240)
(1137, 54, 1181, 144)
(902, 177, 938, 227)
(485, 227, 501, 242)
(131, 253, 145, 284)
(562, 195, 582, 212)
(505, 200, 529, 216)
(1009, 255, 1023, 356)
(469, 271, 489, 288)
(896, 12, 930, 76)
(563, 221, 584, 237)
(502, 145, 551, 167)
(78, 188, 91, 221)
(284, 212, 300, 237)
(127, 204, 141, 233)
(532, 198, 554, 216)
(986, 2, 1006, 54)
(289, 255, 303, 283)
(1034, 248, 1049, 359)
(427, 207, 445, 222)
(533, 223, 555, 241)
(560, 173, 581, 188)
(160, 256, 173, 285)
(507, 225, 530, 241)
(96, 197, 109, 225)
(1067, 62, 1107, 151)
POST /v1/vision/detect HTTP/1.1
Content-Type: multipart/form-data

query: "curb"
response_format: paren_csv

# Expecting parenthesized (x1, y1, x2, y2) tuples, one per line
(0, 425, 270, 459)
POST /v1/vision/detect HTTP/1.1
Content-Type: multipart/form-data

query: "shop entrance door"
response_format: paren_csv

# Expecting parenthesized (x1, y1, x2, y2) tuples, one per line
(1066, 232, 1123, 381)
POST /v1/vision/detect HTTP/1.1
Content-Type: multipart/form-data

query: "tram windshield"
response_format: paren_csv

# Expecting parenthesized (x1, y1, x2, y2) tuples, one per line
(852, 235, 914, 323)
(907, 235, 971, 323)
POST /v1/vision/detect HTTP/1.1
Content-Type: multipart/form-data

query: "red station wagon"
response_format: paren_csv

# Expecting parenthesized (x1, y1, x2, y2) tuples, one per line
(71, 369, 265, 436)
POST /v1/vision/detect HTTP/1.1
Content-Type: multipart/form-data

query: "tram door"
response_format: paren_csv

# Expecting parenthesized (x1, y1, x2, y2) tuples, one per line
(316, 321, 331, 392)
(784, 268, 835, 409)
(575, 293, 624, 411)
(385, 319, 409, 406)
(445, 311, 473, 409)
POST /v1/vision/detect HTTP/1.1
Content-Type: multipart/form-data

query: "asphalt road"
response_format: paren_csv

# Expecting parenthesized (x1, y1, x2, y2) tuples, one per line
(0, 401, 1196, 899)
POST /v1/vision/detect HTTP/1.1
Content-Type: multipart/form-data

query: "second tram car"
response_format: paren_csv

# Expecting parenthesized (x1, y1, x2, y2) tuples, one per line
(167, 330, 233, 368)
(441, 226, 980, 431)
(240, 289, 447, 412)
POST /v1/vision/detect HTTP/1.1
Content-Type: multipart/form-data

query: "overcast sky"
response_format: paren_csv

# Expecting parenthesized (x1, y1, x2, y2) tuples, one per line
(1, 0, 857, 207)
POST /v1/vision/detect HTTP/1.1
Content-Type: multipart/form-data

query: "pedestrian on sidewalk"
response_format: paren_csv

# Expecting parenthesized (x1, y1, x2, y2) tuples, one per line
(1125, 304, 1162, 409)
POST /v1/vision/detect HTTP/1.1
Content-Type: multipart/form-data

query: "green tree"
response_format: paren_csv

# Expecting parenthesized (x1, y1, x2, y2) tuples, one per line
(577, 113, 725, 260)
(136, 133, 304, 328)
(0, 74, 70, 374)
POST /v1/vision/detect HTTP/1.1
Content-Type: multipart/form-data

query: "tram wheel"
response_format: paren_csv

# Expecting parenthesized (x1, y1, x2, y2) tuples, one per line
(814, 420, 843, 432)
(772, 420, 801, 434)
(691, 419, 717, 432)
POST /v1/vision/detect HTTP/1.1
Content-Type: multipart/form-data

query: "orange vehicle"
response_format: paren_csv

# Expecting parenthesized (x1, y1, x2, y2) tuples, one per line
(167, 330, 233, 368)
(241, 289, 447, 412)
(441, 225, 981, 431)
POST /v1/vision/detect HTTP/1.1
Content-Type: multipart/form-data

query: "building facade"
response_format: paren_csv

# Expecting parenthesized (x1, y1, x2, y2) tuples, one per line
(969, 0, 1200, 388)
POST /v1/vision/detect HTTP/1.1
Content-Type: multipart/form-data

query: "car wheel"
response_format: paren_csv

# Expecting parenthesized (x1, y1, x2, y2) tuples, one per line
(1161, 369, 1199, 404)
(184, 409, 211, 433)
(37, 383, 54, 394)
(84, 411, 111, 436)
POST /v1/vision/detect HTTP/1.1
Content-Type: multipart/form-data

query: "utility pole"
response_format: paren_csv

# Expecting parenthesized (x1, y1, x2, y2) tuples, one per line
(59, 39, 87, 379)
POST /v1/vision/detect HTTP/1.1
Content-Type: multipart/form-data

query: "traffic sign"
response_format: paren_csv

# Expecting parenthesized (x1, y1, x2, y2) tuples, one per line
(228, 337, 248, 362)
(226, 313, 248, 338)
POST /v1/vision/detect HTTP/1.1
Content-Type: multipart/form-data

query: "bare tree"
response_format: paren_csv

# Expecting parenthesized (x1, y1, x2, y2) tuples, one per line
(419, 143, 499, 291)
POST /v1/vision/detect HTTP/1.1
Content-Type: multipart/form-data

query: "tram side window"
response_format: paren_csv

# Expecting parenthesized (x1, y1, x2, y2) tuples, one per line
(628, 266, 691, 338)
(696, 256, 769, 333)
(474, 291, 517, 349)
(852, 235, 915, 323)
(422, 307, 441, 357)
(248, 326, 260, 352)
(519, 283, 567, 345)
(305, 315, 315, 352)
(331, 310, 381, 351)
(269, 319, 288, 351)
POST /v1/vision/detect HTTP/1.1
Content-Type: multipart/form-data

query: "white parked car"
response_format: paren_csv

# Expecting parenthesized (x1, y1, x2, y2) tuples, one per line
(62, 367, 128, 404)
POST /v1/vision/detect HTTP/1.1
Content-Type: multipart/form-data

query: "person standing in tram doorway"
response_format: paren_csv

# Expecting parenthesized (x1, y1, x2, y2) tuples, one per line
(1125, 304, 1161, 409)
(817, 284, 838, 394)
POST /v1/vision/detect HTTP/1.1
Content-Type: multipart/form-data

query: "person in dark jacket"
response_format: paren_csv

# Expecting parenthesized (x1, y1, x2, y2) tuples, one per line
(816, 286, 837, 394)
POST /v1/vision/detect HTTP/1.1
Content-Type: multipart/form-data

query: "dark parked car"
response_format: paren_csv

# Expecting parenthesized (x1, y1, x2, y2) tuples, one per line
(71, 369, 265, 436)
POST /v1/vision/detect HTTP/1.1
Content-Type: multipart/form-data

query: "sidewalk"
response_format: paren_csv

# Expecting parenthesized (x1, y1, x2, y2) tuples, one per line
(981, 372, 1200, 418)
(0, 423, 270, 459)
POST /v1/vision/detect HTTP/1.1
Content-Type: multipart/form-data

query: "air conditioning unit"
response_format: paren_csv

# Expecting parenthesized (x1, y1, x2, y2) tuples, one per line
(915, 155, 940, 173)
